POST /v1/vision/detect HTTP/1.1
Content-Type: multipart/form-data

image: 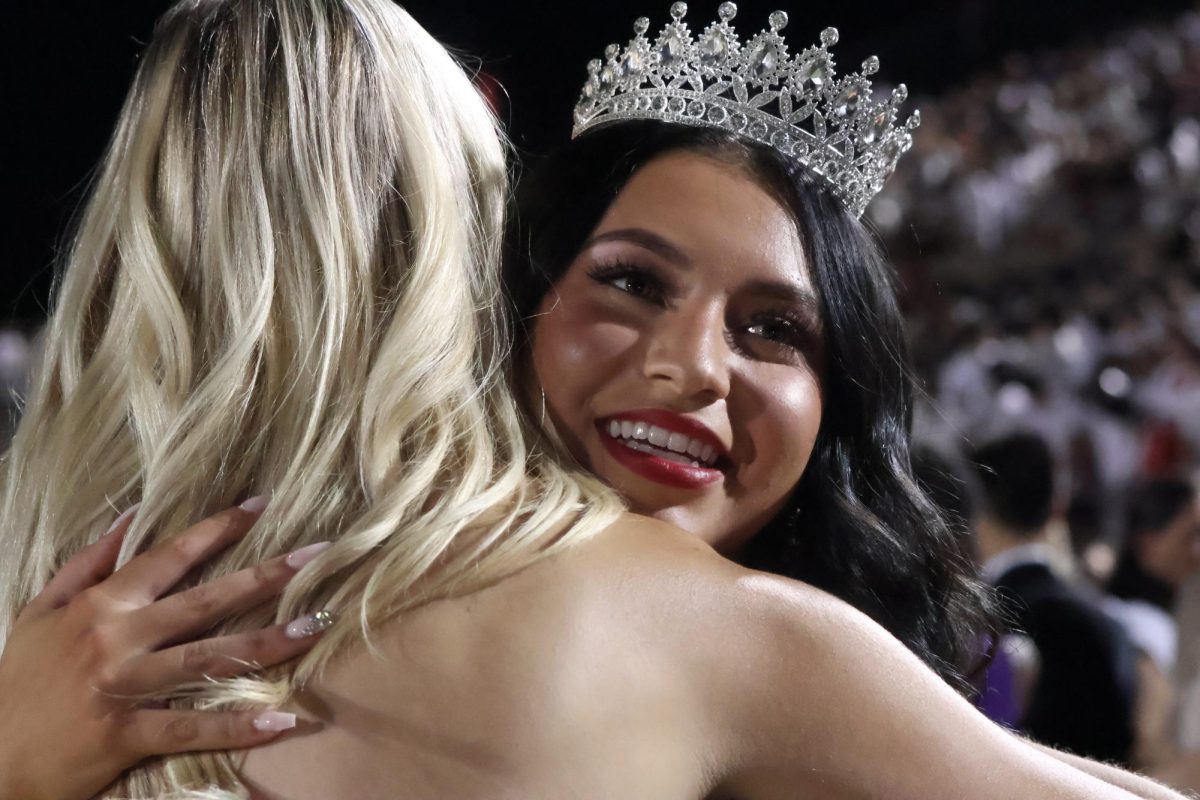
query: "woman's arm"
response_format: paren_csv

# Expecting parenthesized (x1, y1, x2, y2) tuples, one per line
(0, 502, 330, 800)
(703, 571, 1190, 800)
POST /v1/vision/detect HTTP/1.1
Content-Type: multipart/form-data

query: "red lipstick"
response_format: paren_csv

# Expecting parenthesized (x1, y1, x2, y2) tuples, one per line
(595, 408, 728, 491)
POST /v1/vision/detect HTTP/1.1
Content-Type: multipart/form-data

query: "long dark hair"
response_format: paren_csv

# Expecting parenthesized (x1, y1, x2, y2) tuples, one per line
(505, 121, 995, 693)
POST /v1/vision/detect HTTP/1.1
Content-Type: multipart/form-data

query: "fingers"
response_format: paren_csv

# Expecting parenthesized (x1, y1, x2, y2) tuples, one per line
(129, 543, 332, 650)
(115, 613, 335, 696)
(120, 707, 299, 759)
(103, 498, 269, 603)
(28, 505, 140, 615)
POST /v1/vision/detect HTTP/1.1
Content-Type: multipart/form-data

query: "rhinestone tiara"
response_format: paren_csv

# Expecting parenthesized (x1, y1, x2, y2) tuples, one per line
(572, 2, 920, 218)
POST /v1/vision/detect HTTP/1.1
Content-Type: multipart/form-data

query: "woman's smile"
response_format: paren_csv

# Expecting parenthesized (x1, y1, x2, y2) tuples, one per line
(531, 150, 825, 554)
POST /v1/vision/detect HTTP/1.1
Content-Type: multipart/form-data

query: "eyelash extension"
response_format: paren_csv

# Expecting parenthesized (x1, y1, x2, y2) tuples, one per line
(585, 260, 669, 304)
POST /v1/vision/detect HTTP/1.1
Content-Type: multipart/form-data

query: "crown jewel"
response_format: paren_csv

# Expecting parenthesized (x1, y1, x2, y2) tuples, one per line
(572, 3, 920, 217)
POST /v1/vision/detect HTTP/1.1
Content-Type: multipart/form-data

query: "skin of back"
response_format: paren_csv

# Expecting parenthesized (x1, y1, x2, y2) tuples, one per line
(240, 515, 1148, 800)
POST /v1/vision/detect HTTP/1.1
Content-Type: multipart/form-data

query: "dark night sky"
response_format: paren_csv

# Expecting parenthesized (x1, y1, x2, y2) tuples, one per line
(2, 0, 1194, 322)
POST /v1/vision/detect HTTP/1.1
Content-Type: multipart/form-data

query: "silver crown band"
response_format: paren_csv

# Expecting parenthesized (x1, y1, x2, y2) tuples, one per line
(572, 2, 920, 218)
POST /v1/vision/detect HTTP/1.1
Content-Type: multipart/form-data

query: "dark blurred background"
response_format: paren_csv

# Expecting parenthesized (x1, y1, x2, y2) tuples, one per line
(1, 0, 1195, 324)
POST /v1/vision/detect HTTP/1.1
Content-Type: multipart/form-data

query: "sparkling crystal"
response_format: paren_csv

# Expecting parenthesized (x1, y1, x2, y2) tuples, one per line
(748, 42, 778, 79)
(699, 32, 727, 65)
(729, 112, 748, 131)
(893, 83, 908, 103)
(749, 120, 769, 138)
(587, 59, 602, 75)
(820, 27, 839, 47)
(651, 95, 668, 112)
(768, 11, 788, 31)
(770, 129, 792, 149)
(668, 96, 687, 113)
(599, 65, 615, 89)
(582, 81, 596, 100)
(605, 44, 619, 60)
(833, 84, 862, 118)
(863, 110, 889, 144)
(636, 95, 652, 111)
(634, 17, 650, 35)
(620, 50, 644, 78)
(907, 109, 922, 129)
(707, 105, 729, 124)
(660, 31, 687, 69)
(687, 100, 706, 117)
(718, 1, 737, 21)
(861, 55, 880, 75)
(670, 1, 688, 20)
(797, 57, 829, 87)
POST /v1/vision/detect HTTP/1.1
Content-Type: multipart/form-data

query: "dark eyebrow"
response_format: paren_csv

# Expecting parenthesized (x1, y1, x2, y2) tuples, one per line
(583, 228, 689, 265)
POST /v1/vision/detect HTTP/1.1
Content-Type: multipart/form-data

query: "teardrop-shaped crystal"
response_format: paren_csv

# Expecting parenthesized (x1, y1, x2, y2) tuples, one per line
(833, 84, 862, 118)
(907, 109, 922, 129)
(861, 55, 880, 75)
(863, 110, 889, 144)
(582, 80, 597, 100)
(749, 42, 778, 79)
(820, 27, 839, 47)
(797, 57, 829, 87)
(718, 1, 737, 21)
(599, 65, 615, 89)
(670, 1, 688, 20)
(587, 59, 602, 76)
(605, 44, 619, 60)
(634, 17, 650, 35)
(893, 83, 908, 103)
(659, 31, 687, 69)
(620, 50, 644, 78)
(769, 11, 788, 31)
(699, 32, 727, 65)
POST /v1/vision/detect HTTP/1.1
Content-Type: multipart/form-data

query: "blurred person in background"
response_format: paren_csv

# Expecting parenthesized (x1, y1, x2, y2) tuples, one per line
(973, 432, 1139, 764)
(1104, 478, 1200, 786)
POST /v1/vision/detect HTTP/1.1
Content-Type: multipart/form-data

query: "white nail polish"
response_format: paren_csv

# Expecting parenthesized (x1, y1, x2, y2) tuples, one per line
(104, 503, 141, 536)
(285, 542, 332, 569)
(239, 495, 270, 513)
(252, 711, 296, 732)
(285, 610, 335, 639)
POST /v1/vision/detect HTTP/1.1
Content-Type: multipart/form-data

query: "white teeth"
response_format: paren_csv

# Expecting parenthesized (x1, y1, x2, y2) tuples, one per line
(603, 418, 723, 468)
(647, 426, 670, 447)
(620, 438, 702, 466)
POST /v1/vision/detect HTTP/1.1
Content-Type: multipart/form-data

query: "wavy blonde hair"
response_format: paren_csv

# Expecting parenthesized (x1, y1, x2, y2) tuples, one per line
(0, 0, 620, 795)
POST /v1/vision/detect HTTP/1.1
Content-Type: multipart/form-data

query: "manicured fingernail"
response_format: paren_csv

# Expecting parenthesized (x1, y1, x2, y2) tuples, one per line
(104, 503, 141, 536)
(238, 495, 270, 513)
(285, 542, 332, 570)
(252, 711, 296, 732)
(285, 610, 335, 639)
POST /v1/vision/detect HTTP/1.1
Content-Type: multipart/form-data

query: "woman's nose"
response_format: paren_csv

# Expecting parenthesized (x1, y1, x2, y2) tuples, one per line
(641, 305, 731, 404)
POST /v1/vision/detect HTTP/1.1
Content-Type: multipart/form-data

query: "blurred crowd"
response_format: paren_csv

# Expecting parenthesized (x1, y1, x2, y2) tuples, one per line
(879, 7, 1200, 785)
(876, 8, 1200, 543)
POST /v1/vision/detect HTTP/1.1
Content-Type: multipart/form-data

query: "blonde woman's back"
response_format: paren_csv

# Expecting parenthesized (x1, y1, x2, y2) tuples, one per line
(240, 515, 724, 799)
(240, 512, 1163, 800)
